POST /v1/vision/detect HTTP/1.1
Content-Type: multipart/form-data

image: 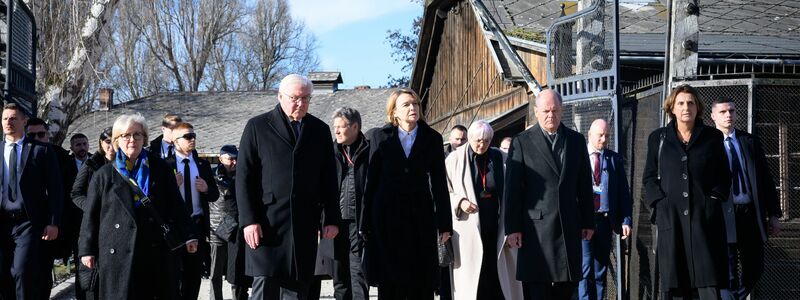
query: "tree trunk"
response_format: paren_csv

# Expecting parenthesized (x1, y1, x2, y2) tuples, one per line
(38, 0, 120, 144)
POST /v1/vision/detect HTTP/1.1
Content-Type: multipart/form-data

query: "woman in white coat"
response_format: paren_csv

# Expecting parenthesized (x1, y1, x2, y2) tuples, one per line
(445, 120, 523, 300)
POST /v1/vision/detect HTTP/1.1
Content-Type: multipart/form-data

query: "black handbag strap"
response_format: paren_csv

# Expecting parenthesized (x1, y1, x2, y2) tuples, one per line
(113, 167, 172, 232)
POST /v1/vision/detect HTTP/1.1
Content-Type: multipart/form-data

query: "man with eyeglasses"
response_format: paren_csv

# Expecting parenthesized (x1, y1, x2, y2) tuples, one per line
(25, 117, 82, 299)
(149, 113, 183, 159)
(166, 122, 219, 300)
(237, 74, 340, 300)
(0, 104, 63, 300)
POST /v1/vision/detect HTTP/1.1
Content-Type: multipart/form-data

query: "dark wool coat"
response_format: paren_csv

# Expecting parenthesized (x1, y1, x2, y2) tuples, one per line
(601, 149, 634, 233)
(503, 123, 595, 283)
(361, 122, 453, 289)
(643, 120, 731, 289)
(78, 151, 197, 299)
(236, 105, 340, 281)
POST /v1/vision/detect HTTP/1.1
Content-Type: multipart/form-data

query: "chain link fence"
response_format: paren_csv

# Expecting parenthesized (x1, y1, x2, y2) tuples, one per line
(750, 82, 800, 299)
(622, 78, 800, 299)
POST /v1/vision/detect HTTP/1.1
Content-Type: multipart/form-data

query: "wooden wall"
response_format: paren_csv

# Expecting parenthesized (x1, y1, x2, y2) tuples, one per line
(516, 47, 549, 87)
(422, 0, 526, 133)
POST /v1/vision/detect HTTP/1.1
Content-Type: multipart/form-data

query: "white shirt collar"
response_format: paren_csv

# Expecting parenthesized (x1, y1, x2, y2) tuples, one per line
(587, 143, 604, 155)
(724, 129, 737, 140)
(5, 137, 24, 148)
(175, 151, 194, 163)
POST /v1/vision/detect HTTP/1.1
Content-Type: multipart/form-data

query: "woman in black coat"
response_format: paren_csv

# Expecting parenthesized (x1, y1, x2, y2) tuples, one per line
(78, 114, 198, 300)
(361, 89, 453, 300)
(71, 127, 114, 300)
(643, 85, 731, 299)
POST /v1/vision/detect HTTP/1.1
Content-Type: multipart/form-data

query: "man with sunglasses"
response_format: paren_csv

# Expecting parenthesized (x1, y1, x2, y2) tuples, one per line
(149, 113, 183, 159)
(167, 122, 219, 300)
(25, 117, 83, 299)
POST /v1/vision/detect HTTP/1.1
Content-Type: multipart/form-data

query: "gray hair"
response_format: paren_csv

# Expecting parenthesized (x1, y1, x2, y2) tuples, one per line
(332, 107, 362, 128)
(111, 113, 148, 148)
(279, 74, 314, 94)
(467, 120, 494, 141)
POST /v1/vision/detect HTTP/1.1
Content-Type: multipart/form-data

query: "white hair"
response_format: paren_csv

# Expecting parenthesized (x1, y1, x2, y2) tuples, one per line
(278, 74, 314, 94)
(112, 113, 148, 148)
(467, 120, 494, 141)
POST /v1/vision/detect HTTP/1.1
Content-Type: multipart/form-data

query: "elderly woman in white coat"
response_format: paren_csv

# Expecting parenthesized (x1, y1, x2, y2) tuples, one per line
(445, 120, 523, 300)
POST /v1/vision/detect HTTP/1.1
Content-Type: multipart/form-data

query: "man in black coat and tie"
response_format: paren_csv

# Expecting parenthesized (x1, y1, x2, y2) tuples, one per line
(25, 117, 79, 300)
(166, 122, 220, 300)
(504, 89, 595, 299)
(237, 74, 340, 300)
(0, 103, 63, 300)
(710, 97, 782, 300)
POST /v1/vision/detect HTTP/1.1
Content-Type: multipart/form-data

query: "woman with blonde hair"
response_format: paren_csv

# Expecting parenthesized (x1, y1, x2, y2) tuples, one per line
(361, 89, 453, 299)
(79, 114, 198, 299)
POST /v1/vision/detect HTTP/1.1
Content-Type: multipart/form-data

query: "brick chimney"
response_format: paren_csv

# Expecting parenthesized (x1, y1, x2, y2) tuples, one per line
(308, 72, 343, 94)
(99, 88, 114, 111)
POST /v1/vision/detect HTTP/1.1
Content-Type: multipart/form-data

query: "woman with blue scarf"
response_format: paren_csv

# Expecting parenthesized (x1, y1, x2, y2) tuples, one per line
(78, 114, 198, 299)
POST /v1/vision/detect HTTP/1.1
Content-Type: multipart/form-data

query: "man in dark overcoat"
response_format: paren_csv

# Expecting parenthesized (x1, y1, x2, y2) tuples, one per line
(711, 97, 782, 299)
(504, 89, 595, 299)
(236, 74, 340, 299)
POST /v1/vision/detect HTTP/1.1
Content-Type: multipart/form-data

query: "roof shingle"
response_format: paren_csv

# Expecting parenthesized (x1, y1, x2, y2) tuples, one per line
(64, 89, 395, 155)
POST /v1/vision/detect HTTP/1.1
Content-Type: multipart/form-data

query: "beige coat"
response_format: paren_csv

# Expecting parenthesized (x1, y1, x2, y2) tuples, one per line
(445, 145, 523, 300)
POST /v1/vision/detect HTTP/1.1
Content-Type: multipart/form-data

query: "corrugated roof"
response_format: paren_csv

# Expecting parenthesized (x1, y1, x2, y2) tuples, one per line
(63, 89, 395, 155)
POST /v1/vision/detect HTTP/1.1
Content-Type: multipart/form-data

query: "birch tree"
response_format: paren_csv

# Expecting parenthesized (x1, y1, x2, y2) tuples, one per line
(33, 0, 120, 144)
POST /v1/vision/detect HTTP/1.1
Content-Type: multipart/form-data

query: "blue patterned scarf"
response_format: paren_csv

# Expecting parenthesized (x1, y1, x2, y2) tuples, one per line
(115, 148, 150, 206)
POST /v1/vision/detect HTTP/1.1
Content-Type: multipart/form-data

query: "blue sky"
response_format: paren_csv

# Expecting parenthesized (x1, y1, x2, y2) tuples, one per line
(289, 0, 423, 89)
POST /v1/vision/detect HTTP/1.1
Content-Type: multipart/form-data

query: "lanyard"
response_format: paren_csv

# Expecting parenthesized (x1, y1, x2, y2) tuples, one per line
(479, 156, 488, 191)
(342, 146, 354, 166)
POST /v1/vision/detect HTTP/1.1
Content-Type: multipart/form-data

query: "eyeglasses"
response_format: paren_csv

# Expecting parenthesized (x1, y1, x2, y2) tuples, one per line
(281, 93, 312, 104)
(26, 131, 47, 139)
(118, 132, 145, 142)
(176, 132, 197, 140)
(102, 139, 112, 144)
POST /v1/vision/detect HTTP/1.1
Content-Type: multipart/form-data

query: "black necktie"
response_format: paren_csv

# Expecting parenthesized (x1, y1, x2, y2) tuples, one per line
(726, 137, 747, 196)
(291, 121, 301, 139)
(183, 158, 193, 214)
(167, 145, 174, 158)
(8, 143, 17, 202)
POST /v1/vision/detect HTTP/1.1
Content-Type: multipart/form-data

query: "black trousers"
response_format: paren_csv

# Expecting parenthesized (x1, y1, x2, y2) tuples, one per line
(332, 220, 369, 300)
(523, 281, 577, 300)
(378, 281, 433, 300)
(209, 243, 228, 300)
(662, 286, 720, 300)
(180, 220, 206, 300)
(724, 203, 764, 300)
(476, 196, 503, 299)
(0, 216, 44, 300)
(250, 276, 312, 300)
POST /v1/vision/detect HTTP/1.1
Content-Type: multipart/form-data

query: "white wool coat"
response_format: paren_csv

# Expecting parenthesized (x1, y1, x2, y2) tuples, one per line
(445, 145, 523, 300)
